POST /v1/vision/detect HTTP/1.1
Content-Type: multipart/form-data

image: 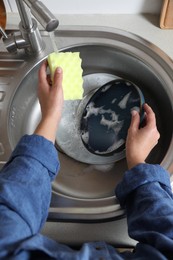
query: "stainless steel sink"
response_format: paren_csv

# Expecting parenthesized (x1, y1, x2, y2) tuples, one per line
(1, 26, 173, 246)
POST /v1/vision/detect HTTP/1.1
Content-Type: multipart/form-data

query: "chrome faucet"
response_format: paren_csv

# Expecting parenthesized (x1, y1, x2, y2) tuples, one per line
(2, 0, 59, 55)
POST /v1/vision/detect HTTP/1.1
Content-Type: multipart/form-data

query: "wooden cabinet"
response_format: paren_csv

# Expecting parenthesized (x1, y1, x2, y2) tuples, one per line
(160, 0, 173, 28)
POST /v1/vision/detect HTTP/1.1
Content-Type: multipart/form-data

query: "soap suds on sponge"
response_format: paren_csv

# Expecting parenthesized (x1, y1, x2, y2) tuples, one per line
(48, 52, 84, 100)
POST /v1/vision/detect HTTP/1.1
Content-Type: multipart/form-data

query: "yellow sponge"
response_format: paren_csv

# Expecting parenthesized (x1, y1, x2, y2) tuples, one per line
(48, 52, 84, 100)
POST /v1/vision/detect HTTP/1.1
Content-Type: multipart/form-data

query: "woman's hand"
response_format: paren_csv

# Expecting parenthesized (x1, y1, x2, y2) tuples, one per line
(126, 103, 160, 169)
(34, 61, 64, 143)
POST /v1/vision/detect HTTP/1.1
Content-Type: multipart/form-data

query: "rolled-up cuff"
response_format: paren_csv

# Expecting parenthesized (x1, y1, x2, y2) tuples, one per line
(115, 163, 171, 207)
(10, 134, 59, 179)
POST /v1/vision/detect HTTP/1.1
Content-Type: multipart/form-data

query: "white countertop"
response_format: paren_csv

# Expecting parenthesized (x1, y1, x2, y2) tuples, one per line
(3, 13, 173, 59)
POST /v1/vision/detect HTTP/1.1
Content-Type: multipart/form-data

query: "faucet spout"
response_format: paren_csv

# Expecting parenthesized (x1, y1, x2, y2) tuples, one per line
(23, 0, 59, 32)
(29, 1, 59, 32)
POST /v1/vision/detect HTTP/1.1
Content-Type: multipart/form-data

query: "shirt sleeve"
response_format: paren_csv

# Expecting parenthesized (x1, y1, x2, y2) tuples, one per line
(0, 134, 60, 256)
(115, 163, 173, 256)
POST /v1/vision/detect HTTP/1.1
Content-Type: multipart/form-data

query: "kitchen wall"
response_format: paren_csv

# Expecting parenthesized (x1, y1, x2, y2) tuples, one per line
(4, 0, 163, 14)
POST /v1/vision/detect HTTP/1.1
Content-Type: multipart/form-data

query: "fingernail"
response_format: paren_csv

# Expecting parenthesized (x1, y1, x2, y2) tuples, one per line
(131, 110, 138, 116)
(56, 67, 62, 73)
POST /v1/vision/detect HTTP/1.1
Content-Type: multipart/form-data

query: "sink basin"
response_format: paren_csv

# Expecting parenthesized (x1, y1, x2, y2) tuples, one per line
(1, 26, 173, 246)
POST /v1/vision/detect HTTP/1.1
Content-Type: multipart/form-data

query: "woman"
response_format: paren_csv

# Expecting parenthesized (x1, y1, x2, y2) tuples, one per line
(0, 61, 172, 260)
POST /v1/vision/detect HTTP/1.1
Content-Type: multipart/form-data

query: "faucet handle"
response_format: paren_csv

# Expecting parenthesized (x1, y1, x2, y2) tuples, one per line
(0, 28, 19, 54)
(0, 26, 8, 39)
(0, 26, 17, 53)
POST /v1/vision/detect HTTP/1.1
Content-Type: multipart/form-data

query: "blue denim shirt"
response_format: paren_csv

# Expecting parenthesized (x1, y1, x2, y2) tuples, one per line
(0, 134, 173, 259)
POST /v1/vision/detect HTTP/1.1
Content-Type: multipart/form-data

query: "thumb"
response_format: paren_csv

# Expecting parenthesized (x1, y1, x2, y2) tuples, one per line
(54, 67, 63, 87)
(129, 110, 140, 131)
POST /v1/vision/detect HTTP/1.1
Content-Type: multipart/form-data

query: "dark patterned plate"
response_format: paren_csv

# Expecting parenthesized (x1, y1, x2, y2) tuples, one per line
(80, 79, 145, 156)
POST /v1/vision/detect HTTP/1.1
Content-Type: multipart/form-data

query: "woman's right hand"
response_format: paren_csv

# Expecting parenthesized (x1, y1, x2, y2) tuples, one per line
(34, 61, 64, 143)
(126, 103, 160, 169)
(37, 61, 64, 124)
